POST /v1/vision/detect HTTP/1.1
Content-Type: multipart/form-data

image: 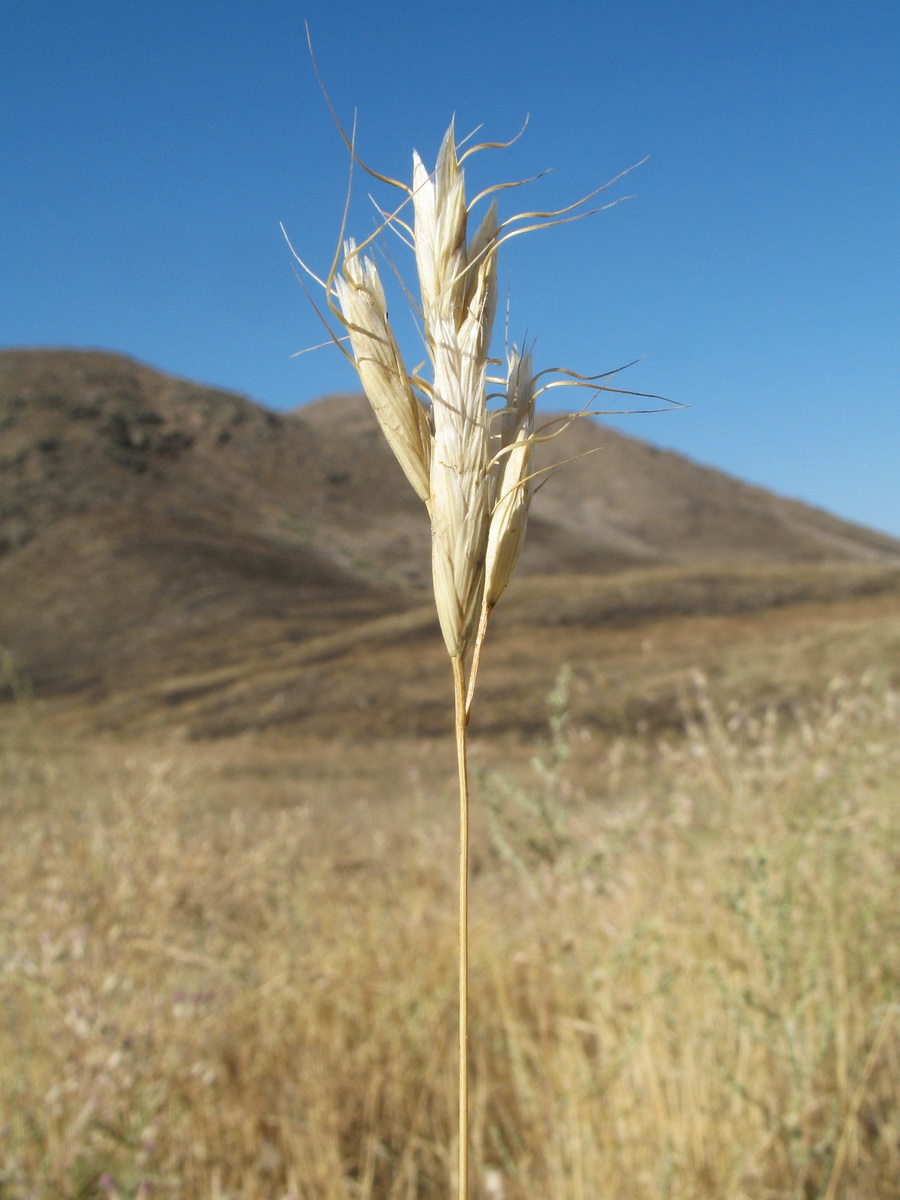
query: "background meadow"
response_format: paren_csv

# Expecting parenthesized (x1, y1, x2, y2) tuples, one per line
(1, 664, 898, 1198)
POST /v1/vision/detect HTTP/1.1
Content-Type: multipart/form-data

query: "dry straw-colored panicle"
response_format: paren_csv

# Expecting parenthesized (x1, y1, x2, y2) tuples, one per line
(334, 122, 507, 659)
(330, 120, 631, 657)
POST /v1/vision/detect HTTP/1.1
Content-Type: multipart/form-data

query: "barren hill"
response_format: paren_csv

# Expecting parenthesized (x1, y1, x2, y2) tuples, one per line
(1, 347, 899, 724)
(303, 391, 900, 574)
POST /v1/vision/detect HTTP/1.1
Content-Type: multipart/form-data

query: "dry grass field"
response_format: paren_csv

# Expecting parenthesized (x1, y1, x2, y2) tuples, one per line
(1, 645, 898, 1199)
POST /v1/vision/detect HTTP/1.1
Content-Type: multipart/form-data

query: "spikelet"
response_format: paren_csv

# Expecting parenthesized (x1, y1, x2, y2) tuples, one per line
(413, 127, 500, 658)
(412, 123, 468, 329)
(428, 320, 491, 658)
(484, 347, 536, 609)
(463, 199, 499, 363)
(334, 241, 432, 503)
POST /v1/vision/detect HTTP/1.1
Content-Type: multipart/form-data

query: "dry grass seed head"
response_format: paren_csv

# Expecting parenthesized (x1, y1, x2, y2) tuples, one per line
(326, 119, 660, 660)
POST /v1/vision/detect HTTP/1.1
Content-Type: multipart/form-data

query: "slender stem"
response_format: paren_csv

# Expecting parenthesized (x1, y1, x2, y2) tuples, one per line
(465, 602, 492, 721)
(452, 654, 469, 1200)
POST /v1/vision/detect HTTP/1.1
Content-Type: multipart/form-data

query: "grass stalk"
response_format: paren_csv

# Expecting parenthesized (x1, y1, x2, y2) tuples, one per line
(452, 654, 470, 1200)
(311, 117, 657, 1197)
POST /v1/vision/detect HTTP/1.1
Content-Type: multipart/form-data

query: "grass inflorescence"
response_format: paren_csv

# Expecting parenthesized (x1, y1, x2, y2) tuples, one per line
(287, 111, 678, 1198)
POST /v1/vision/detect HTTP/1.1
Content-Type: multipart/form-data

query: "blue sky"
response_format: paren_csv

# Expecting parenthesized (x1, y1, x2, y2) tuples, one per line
(3, 1, 899, 537)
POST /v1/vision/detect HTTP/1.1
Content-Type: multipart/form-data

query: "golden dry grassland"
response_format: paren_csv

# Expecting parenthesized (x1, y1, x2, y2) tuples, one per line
(1, 668, 898, 1199)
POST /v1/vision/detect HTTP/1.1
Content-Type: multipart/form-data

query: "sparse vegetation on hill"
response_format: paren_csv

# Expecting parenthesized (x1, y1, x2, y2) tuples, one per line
(2, 348, 900, 725)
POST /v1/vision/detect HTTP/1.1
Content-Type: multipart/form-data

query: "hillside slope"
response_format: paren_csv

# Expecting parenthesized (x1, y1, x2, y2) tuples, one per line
(2, 347, 898, 704)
